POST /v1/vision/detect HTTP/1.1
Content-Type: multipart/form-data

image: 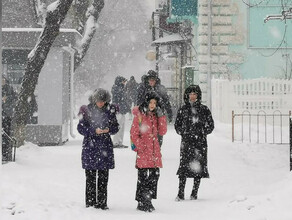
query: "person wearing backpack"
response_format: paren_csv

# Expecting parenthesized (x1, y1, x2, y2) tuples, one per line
(130, 91, 167, 212)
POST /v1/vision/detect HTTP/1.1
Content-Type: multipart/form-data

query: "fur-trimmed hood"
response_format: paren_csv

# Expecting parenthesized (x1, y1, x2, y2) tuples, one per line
(184, 85, 202, 104)
(88, 88, 111, 104)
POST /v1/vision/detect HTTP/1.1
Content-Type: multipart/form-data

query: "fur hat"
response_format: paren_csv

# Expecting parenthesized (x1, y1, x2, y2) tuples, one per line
(145, 91, 160, 104)
(139, 91, 161, 113)
(89, 88, 111, 103)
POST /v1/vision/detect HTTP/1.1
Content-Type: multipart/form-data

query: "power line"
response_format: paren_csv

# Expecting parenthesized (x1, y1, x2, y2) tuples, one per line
(241, 0, 270, 8)
(258, 23, 287, 57)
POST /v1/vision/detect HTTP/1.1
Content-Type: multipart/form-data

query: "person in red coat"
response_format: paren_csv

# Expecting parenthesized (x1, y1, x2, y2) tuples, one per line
(130, 91, 167, 212)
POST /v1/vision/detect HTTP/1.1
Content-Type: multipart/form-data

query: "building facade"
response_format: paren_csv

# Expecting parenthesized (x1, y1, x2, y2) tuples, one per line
(152, 0, 292, 106)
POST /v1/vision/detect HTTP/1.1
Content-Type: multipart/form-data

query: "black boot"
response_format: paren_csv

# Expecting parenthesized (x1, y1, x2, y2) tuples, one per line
(175, 177, 186, 201)
(190, 178, 201, 200)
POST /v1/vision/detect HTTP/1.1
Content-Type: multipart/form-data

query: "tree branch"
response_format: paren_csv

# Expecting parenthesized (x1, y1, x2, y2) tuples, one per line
(74, 0, 105, 70)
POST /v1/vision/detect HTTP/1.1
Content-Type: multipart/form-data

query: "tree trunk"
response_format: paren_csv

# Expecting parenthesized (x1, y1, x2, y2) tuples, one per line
(74, 0, 105, 70)
(11, 0, 73, 147)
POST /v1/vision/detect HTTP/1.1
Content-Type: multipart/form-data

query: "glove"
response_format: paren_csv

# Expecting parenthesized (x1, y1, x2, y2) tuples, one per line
(156, 107, 164, 118)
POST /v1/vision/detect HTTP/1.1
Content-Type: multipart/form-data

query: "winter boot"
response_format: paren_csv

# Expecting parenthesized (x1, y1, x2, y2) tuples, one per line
(175, 177, 186, 201)
(190, 178, 201, 200)
(144, 199, 155, 212)
(137, 201, 145, 211)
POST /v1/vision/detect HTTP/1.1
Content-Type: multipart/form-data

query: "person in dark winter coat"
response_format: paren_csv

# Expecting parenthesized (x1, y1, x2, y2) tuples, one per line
(125, 76, 138, 106)
(111, 76, 131, 148)
(130, 91, 167, 212)
(136, 70, 172, 147)
(2, 77, 17, 162)
(174, 85, 214, 201)
(77, 88, 119, 210)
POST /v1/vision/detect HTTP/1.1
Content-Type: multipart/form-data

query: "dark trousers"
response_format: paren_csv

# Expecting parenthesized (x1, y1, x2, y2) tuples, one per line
(178, 176, 201, 197)
(85, 169, 109, 207)
(135, 168, 160, 202)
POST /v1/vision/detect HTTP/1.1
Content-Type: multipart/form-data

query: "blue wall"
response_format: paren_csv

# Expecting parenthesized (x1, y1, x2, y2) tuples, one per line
(235, 0, 292, 79)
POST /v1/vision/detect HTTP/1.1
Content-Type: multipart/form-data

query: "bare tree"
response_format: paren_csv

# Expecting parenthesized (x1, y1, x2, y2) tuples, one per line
(11, 0, 74, 146)
(11, 0, 105, 146)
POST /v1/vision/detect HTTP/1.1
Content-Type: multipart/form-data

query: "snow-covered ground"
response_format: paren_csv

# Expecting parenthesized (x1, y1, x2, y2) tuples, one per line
(1, 119, 291, 220)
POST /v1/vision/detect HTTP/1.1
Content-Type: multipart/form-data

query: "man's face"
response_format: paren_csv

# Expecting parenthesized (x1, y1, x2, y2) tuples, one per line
(148, 78, 156, 87)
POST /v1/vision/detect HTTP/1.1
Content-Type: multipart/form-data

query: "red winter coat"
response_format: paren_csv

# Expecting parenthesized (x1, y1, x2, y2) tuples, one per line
(130, 106, 167, 168)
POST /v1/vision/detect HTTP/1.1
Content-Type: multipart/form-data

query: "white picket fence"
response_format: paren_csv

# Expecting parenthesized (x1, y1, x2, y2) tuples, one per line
(211, 78, 292, 123)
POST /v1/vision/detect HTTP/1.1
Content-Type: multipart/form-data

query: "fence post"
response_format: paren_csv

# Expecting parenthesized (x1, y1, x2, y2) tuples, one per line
(232, 110, 234, 142)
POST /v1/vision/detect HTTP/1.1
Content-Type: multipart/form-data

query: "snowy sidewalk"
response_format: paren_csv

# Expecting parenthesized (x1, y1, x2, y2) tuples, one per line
(1, 120, 292, 220)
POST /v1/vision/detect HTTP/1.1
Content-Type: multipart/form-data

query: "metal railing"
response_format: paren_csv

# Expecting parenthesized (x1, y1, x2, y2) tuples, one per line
(232, 110, 291, 144)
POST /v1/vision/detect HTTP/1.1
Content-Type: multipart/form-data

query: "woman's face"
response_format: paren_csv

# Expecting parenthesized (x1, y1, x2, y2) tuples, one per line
(148, 99, 157, 111)
(96, 101, 105, 108)
(189, 92, 198, 102)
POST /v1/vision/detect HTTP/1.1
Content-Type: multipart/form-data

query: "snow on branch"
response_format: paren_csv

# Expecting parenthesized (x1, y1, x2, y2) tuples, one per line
(32, 0, 47, 26)
(74, 0, 105, 70)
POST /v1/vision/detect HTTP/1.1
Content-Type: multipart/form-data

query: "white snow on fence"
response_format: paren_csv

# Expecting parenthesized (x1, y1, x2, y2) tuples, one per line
(212, 78, 292, 123)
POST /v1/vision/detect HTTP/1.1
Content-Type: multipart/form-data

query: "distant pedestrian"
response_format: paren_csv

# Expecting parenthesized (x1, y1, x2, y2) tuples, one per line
(125, 76, 138, 107)
(111, 76, 131, 148)
(174, 85, 214, 201)
(77, 88, 119, 210)
(130, 91, 167, 212)
(136, 70, 172, 147)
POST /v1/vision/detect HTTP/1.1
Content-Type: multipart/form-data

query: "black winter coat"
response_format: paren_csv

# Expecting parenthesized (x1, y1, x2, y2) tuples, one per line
(111, 76, 131, 115)
(175, 101, 214, 178)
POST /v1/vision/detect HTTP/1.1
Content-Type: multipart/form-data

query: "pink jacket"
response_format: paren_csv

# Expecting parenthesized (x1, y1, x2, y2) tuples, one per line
(130, 106, 167, 168)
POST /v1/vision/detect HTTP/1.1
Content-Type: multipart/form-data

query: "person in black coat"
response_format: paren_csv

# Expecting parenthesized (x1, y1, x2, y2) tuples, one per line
(136, 70, 173, 147)
(111, 76, 131, 148)
(125, 76, 138, 106)
(174, 85, 214, 201)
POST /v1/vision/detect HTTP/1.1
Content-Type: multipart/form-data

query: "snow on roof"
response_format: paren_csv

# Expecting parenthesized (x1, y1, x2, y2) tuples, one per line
(2, 28, 82, 36)
(151, 33, 187, 45)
